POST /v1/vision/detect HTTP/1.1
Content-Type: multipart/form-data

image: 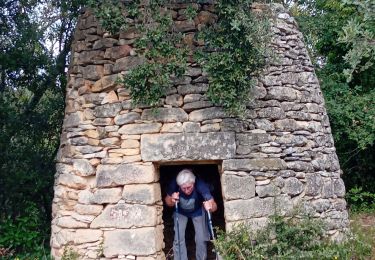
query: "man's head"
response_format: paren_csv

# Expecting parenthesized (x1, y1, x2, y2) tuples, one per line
(176, 169, 196, 195)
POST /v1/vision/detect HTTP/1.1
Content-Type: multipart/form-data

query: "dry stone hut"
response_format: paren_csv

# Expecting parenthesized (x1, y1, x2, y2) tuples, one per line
(51, 2, 349, 259)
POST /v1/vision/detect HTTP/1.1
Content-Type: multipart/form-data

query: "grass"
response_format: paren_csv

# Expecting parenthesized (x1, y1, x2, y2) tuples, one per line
(350, 210, 375, 259)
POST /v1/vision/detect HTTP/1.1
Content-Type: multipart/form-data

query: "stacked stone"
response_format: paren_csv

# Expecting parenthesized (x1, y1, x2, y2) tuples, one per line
(51, 2, 349, 259)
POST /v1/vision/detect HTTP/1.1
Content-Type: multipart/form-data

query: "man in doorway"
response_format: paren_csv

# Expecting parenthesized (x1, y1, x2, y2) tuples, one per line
(165, 168, 217, 260)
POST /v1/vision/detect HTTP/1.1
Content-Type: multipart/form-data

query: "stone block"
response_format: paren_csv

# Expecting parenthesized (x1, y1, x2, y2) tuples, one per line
(74, 145, 103, 154)
(96, 163, 156, 187)
(333, 178, 346, 198)
(201, 123, 220, 132)
(256, 183, 280, 198)
(141, 132, 236, 161)
(226, 217, 269, 233)
(223, 158, 287, 171)
(74, 229, 103, 244)
(114, 112, 141, 125)
(312, 199, 330, 213)
(73, 159, 95, 176)
(103, 226, 163, 257)
(91, 203, 158, 228)
(91, 188, 122, 204)
(305, 173, 323, 196)
(121, 139, 140, 148)
(58, 173, 87, 190)
(257, 107, 285, 120)
(189, 107, 226, 122)
(101, 90, 119, 104)
(183, 122, 200, 132)
(166, 94, 183, 107)
(118, 123, 162, 135)
(322, 179, 334, 199)
(183, 101, 213, 111)
(141, 108, 188, 123)
(113, 56, 146, 73)
(224, 197, 274, 221)
(74, 204, 103, 216)
(274, 119, 298, 131)
(175, 20, 195, 32)
(64, 112, 84, 128)
(266, 87, 302, 101)
(184, 94, 203, 103)
(236, 133, 271, 146)
(122, 183, 161, 204)
(56, 216, 88, 228)
(100, 137, 121, 146)
(81, 65, 104, 81)
(92, 74, 119, 92)
(94, 103, 122, 118)
(222, 173, 255, 200)
(161, 122, 183, 133)
(274, 194, 294, 216)
(286, 161, 314, 172)
(282, 177, 304, 196)
(105, 45, 132, 60)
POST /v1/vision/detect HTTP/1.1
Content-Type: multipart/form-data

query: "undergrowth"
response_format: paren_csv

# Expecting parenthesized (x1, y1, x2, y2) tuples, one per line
(214, 215, 373, 260)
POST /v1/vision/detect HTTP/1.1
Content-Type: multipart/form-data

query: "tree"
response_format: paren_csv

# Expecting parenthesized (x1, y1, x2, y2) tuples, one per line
(0, 0, 84, 256)
(291, 0, 375, 193)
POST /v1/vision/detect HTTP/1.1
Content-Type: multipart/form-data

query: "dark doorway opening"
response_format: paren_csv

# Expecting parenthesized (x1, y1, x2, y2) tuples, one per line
(159, 163, 225, 260)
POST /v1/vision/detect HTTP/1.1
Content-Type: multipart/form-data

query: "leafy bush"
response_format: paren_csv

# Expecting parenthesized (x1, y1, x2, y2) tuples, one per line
(0, 203, 50, 259)
(214, 215, 372, 260)
(346, 187, 375, 213)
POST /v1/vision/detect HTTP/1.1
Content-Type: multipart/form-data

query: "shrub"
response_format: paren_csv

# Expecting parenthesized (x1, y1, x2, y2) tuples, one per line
(0, 203, 50, 259)
(346, 187, 375, 213)
(214, 215, 372, 260)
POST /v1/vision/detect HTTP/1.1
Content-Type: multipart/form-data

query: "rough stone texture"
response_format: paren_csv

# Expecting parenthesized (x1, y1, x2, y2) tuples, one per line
(96, 163, 156, 187)
(141, 132, 236, 161)
(122, 183, 161, 204)
(51, 3, 348, 259)
(91, 203, 158, 228)
(223, 158, 287, 171)
(222, 172, 255, 200)
(103, 226, 163, 257)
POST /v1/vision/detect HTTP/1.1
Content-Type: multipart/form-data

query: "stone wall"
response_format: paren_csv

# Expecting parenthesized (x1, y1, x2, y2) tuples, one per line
(51, 2, 349, 259)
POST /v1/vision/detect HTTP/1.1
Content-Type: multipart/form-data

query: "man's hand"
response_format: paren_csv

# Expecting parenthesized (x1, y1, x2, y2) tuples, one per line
(203, 199, 217, 212)
(171, 192, 179, 204)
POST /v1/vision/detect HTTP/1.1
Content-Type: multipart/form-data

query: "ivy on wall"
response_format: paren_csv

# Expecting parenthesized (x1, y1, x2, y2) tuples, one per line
(87, 0, 272, 115)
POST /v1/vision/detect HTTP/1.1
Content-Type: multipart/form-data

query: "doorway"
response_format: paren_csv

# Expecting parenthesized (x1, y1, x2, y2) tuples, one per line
(159, 163, 225, 260)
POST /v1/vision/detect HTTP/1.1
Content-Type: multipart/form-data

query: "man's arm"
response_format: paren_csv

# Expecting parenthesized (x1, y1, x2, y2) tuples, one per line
(165, 192, 179, 207)
(203, 198, 217, 212)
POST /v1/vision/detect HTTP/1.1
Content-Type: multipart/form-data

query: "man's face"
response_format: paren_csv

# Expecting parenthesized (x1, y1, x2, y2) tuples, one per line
(180, 182, 194, 195)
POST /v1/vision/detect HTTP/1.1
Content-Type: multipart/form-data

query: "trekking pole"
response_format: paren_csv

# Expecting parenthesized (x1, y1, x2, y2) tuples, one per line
(175, 201, 181, 260)
(207, 209, 220, 260)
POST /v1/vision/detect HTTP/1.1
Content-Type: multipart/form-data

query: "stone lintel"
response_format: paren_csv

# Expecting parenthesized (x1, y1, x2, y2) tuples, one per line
(141, 132, 236, 161)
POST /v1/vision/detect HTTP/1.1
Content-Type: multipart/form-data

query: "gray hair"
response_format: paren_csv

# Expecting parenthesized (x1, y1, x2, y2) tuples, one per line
(176, 169, 196, 186)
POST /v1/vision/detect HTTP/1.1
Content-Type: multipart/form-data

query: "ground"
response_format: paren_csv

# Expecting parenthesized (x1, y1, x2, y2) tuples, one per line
(350, 211, 375, 259)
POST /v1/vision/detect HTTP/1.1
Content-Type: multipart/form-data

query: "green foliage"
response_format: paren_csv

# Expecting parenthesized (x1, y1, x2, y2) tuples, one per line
(87, 0, 128, 35)
(0, 0, 85, 257)
(346, 187, 375, 213)
(0, 203, 51, 259)
(292, 0, 375, 200)
(214, 215, 372, 260)
(90, 0, 272, 114)
(61, 247, 80, 260)
(338, 0, 375, 82)
(117, 0, 188, 107)
(198, 0, 272, 115)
